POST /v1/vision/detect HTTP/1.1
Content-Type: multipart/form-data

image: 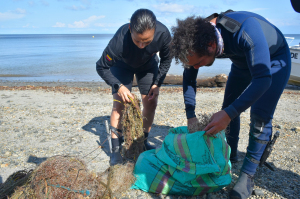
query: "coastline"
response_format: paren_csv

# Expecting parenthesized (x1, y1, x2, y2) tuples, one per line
(0, 81, 299, 198)
(0, 73, 228, 88)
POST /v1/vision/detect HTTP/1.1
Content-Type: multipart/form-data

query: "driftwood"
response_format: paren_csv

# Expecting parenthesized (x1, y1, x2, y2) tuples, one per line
(133, 74, 228, 87)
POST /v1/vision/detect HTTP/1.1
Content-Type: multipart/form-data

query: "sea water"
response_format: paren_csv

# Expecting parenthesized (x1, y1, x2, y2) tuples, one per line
(0, 34, 299, 82)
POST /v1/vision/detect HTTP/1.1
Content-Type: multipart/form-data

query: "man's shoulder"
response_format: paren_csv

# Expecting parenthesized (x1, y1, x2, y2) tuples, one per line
(108, 23, 129, 53)
(156, 21, 170, 34)
(114, 23, 130, 37)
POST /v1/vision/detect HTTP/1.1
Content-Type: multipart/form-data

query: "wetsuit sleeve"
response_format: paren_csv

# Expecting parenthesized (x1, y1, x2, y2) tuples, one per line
(154, 30, 172, 87)
(96, 37, 122, 86)
(183, 67, 199, 119)
(223, 18, 272, 119)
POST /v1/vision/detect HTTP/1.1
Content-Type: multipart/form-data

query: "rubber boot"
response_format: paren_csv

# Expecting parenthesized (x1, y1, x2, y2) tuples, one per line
(109, 137, 123, 166)
(143, 132, 156, 150)
(230, 150, 238, 163)
(229, 172, 254, 199)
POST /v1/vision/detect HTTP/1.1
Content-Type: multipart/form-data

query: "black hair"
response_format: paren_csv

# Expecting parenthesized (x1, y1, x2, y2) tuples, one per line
(130, 9, 156, 34)
(170, 16, 217, 64)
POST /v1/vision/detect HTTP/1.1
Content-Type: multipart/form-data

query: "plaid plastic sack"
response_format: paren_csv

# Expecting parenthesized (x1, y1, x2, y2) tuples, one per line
(132, 126, 232, 196)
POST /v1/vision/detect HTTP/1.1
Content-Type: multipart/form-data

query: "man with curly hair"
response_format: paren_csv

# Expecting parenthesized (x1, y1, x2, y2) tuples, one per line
(170, 10, 291, 199)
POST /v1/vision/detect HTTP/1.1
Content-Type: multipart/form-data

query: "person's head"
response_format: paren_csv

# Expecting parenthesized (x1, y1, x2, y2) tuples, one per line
(170, 16, 217, 69)
(129, 9, 156, 49)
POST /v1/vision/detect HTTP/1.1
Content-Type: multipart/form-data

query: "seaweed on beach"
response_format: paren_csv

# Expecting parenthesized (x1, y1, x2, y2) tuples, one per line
(187, 112, 214, 133)
(121, 94, 145, 161)
(0, 170, 32, 199)
(187, 111, 230, 136)
(2, 156, 135, 199)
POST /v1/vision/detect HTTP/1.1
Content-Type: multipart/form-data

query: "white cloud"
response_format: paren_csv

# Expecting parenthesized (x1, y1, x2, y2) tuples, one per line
(66, 5, 88, 11)
(0, 9, 26, 21)
(52, 22, 66, 27)
(15, 8, 26, 14)
(22, 24, 37, 28)
(68, 20, 87, 28)
(68, 15, 105, 28)
(153, 3, 194, 13)
(94, 22, 123, 28)
(94, 23, 105, 27)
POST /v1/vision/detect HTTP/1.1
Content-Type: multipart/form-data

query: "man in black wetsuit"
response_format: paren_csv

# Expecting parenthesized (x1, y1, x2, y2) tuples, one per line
(170, 11, 291, 199)
(96, 9, 172, 166)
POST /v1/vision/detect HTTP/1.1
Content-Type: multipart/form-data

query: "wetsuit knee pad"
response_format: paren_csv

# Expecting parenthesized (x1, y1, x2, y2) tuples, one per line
(242, 116, 272, 175)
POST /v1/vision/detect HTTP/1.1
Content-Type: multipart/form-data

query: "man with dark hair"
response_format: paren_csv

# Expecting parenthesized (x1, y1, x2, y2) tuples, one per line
(96, 9, 172, 166)
(171, 11, 291, 199)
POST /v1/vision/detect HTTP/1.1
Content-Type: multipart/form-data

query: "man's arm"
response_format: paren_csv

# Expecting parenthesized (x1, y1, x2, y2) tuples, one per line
(183, 67, 199, 119)
(96, 38, 122, 87)
(205, 18, 272, 135)
(223, 17, 272, 120)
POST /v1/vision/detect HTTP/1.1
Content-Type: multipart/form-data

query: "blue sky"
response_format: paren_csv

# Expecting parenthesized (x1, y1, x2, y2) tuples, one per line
(1, 0, 299, 34)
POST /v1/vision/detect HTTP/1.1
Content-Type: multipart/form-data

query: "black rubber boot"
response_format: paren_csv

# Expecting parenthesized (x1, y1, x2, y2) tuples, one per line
(230, 151, 238, 163)
(109, 137, 123, 166)
(230, 172, 254, 199)
(143, 132, 156, 150)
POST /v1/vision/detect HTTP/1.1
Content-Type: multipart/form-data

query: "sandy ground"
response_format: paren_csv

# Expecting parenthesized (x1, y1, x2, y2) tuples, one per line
(0, 82, 300, 198)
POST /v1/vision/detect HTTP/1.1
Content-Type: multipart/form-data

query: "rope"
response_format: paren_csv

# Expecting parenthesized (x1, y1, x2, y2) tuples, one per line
(46, 181, 91, 196)
(113, 99, 124, 105)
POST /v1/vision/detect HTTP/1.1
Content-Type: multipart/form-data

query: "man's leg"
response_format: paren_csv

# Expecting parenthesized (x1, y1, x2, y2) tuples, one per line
(222, 64, 252, 162)
(135, 57, 159, 150)
(109, 94, 125, 165)
(241, 49, 291, 177)
(230, 46, 291, 199)
(141, 94, 158, 149)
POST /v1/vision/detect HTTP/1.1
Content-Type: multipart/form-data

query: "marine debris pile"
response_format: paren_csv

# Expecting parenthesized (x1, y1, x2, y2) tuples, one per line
(121, 94, 145, 160)
(188, 112, 213, 133)
(0, 156, 135, 199)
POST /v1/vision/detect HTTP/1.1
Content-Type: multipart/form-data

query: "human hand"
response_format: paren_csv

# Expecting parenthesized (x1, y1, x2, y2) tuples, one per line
(187, 117, 201, 133)
(117, 85, 134, 103)
(148, 84, 159, 101)
(203, 110, 231, 136)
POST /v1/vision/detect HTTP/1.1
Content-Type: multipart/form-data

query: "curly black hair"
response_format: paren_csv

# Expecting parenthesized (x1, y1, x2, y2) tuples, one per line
(170, 16, 217, 65)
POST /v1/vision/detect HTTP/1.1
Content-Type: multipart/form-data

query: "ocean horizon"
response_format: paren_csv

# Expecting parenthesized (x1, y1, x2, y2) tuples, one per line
(1, 34, 299, 82)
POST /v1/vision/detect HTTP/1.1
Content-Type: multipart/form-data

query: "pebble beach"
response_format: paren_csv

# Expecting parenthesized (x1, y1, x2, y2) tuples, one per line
(0, 81, 300, 199)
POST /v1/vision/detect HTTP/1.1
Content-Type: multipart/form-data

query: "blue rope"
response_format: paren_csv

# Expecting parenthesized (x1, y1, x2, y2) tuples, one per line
(48, 183, 90, 196)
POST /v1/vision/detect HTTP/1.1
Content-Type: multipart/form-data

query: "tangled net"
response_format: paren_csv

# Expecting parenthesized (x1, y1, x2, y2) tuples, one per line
(1, 156, 135, 199)
(121, 94, 145, 161)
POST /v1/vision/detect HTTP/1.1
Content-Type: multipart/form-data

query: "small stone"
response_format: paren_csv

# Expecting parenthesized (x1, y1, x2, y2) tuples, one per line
(253, 189, 264, 196)
(1, 163, 9, 168)
(274, 124, 282, 129)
